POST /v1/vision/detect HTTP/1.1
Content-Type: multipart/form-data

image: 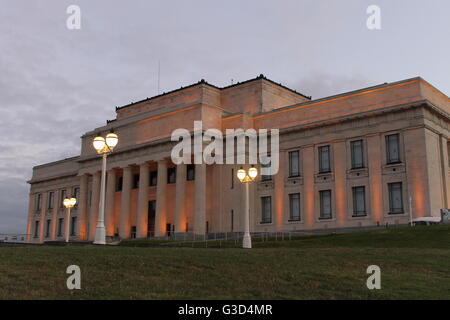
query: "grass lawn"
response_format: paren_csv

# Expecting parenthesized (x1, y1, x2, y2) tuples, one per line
(0, 225, 449, 300)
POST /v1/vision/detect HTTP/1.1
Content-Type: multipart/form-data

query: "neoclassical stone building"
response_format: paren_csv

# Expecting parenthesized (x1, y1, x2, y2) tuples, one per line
(26, 75, 450, 242)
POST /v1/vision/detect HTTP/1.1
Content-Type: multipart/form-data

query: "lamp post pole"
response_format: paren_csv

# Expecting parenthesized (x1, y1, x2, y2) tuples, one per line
(237, 166, 258, 249)
(65, 206, 71, 243)
(243, 181, 251, 249)
(92, 132, 118, 245)
(94, 153, 107, 245)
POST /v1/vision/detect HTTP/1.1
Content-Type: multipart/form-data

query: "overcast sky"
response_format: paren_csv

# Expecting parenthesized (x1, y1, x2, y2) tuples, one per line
(0, 0, 449, 233)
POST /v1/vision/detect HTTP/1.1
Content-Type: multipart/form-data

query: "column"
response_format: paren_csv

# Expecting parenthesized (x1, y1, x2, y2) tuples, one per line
(38, 193, 48, 242)
(89, 172, 101, 241)
(333, 141, 347, 227)
(155, 160, 167, 237)
(50, 191, 59, 240)
(367, 134, 383, 224)
(119, 166, 132, 238)
(104, 169, 116, 237)
(303, 146, 315, 228)
(174, 164, 186, 233)
(273, 152, 285, 230)
(77, 174, 89, 240)
(136, 162, 149, 238)
(194, 163, 206, 235)
(26, 193, 34, 242)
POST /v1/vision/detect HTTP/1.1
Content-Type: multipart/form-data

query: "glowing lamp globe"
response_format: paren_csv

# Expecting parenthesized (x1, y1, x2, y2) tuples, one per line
(237, 168, 246, 181)
(248, 167, 258, 179)
(105, 132, 119, 149)
(93, 136, 106, 152)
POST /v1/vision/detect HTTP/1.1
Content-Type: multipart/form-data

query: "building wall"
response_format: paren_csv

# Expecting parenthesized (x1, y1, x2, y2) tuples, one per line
(26, 77, 450, 242)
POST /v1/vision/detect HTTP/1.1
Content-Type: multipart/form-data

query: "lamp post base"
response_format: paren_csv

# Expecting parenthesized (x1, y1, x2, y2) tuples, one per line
(93, 225, 106, 245)
(243, 233, 252, 249)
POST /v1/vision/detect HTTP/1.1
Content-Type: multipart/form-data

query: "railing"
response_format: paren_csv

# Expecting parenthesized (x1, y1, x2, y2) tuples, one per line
(0, 234, 29, 243)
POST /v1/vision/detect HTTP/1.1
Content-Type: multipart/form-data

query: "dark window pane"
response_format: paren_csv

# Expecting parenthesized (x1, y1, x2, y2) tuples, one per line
(289, 151, 300, 177)
(57, 218, 64, 237)
(186, 164, 195, 181)
(319, 146, 331, 173)
(60, 190, 67, 208)
(167, 167, 176, 184)
(351, 140, 364, 169)
(70, 217, 77, 236)
(352, 186, 366, 216)
(388, 182, 403, 214)
(289, 193, 301, 221)
(116, 177, 123, 191)
(319, 190, 332, 219)
(386, 134, 400, 163)
(132, 174, 140, 189)
(149, 171, 157, 186)
(261, 196, 272, 223)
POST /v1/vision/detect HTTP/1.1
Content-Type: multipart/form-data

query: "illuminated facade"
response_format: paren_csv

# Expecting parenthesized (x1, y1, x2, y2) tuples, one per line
(26, 75, 450, 242)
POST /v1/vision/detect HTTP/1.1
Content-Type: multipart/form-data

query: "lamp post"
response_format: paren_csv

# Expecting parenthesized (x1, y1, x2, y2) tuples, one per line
(92, 132, 119, 245)
(63, 197, 77, 243)
(236, 165, 258, 249)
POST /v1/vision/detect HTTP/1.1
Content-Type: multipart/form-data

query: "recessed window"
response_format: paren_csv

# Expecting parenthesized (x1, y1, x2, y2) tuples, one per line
(186, 164, 195, 181)
(167, 167, 176, 184)
(261, 155, 272, 181)
(289, 193, 301, 221)
(48, 192, 54, 210)
(319, 190, 332, 219)
(70, 217, 77, 236)
(388, 182, 403, 214)
(149, 171, 157, 187)
(34, 221, 40, 238)
(352, 186, 366, 217)
(132, 173, 140, 189)
(386, 134, 401, 164)
(261, 196, 272, 224)
(318, 146, 331, 173)
(231, 169, 234, 189)
(73, 188, 80, 207)
(288, 150, 300, 177)
(60, 190, 67, 208)
(57, 218, 64, 237)
(351, 140, 364, 169)
(116, 177, 123, 191)
(231, 209, 234, 231)
(45, 219, 51, 238)
(35, 194, 42, 212)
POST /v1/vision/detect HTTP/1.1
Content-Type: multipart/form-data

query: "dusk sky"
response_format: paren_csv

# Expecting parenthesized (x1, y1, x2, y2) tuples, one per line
(0, 0, 449, 233)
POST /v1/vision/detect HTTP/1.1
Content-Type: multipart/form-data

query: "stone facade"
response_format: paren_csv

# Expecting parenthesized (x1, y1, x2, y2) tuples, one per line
(26, 75, 450, 242)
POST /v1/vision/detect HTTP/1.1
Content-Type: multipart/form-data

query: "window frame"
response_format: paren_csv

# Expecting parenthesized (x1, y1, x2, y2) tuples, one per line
(260, 196, 272, 224)
(319, 190, 332, 219)
(288, 193, 301, 221)
(318, 145, 331, 173)
(350, 139, 365, 169)
(352, 186, 367, 217)
(386, 133, 401, 164)
(388, 182, 404, 214)
(288, 150, 300, 177)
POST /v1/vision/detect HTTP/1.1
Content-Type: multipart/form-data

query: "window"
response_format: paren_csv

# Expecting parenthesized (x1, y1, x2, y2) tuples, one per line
(167, 167, 176, 184)
(319, 146, 331, 173)
(386, 134, 401, 164)
(149, 171, 158, 186)
(132, 173, 140, 189)
(48, 192, 54, 210)
(351, 140, 364, 169)
(34, 221, 39, 238)
(288, 150, 300, 177)
(261, 196, 272, 223)
(231, 169, 234, 189)
(73, 188, 80, 206)
(289, 193, 301, 221)
(36, 194, 42, 212)
(231, 209, 234, 231)
(261, 156, 272, 181)
(70, 217, 77, 236)
(60, 189, 67, 208)
(186, 164, 195, 181)
(57, 218, 64, 237)
(45, 219, 51, 238)
(352, 186, 366, 217)
(319, 190, 332, 219)
(116, 177, 123, 191)
(388, 182, 403, 214)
